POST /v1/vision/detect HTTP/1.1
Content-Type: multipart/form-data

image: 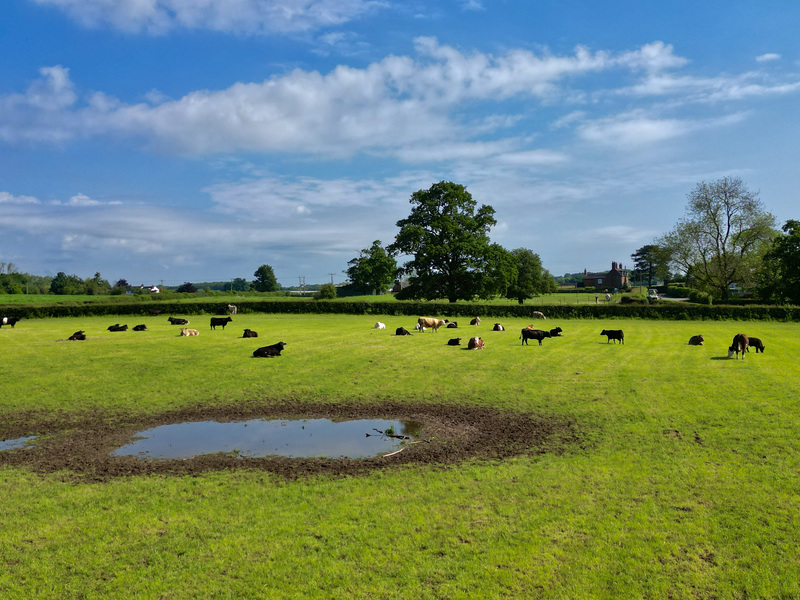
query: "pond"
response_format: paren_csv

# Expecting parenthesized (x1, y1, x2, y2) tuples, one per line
(0, 436, 36, 451)
(111, 418, 422, 460)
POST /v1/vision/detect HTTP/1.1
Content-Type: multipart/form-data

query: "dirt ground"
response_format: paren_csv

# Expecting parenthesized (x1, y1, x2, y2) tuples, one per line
(0, 400, 582, 482)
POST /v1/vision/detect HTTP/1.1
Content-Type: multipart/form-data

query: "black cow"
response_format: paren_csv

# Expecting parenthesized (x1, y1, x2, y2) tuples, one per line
(521, 328, 550, 346)
(133, 324, 147, 331)
(601, 329, 624, 344)
(243, 329, 258, 338)
(688, 335, 704, 346)
(253, 341, 286, 358)
(107, 324, 128, 332)
(492, 323, 505, 331)
(728, 333, 749, 360)
(168, 317, 189, 325)
(396, 327, 412, 336)
(1, 316, 21, 328)
(210, 316, 233, 330)
(68, 330, 86, 341)
(447, 338, 461, 346)
(748, 336, 765, 353)
(446, 322, 459, 329)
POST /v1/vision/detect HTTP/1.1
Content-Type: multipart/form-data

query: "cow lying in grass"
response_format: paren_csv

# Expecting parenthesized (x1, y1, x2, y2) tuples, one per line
(447, 338, 461, 346)
(253, 342, 286, 357)
(243, 329, 258, 338)
(600, 329, 624, 344)
(688, 335, 704, 346)
(468, 337, 485, 349)
(492, 323, 504, 331)
(68, 330, 86, 341)
(133, 324, 147, 331)
(373, 322, 386, 329)
(168, 317, 190, 325)
(180, 328, 199, 336)
(107, 324, 128, 332)
(550, 327, 563, 337)
(396, 327, 411, 336)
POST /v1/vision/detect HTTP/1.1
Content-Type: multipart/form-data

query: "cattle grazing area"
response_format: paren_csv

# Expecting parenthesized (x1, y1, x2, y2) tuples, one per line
(1, 314, 800, 599)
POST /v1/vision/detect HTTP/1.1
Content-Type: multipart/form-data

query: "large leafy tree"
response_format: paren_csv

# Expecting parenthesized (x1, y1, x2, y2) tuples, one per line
(345, 240, 399, 295)
(49, 271, 83, 295)
(758, 220, 800, 304)
(658, 177, 775, 301)
(389, 181, 497, 303)
(504, 248, 556, 304)
(253, 264, 279, 292)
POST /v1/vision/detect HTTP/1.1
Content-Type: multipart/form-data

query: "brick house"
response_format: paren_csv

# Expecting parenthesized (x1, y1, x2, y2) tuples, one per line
(582, 261, 630, 290)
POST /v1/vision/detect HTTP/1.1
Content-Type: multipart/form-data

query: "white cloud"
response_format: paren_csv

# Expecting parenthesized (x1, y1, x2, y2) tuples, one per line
(756, 53, 781, 62)
(578, 111, 749, 148)
(0, 39, 693, 157)
(32, 0, 385, 35)
(0, 191, 40, 205)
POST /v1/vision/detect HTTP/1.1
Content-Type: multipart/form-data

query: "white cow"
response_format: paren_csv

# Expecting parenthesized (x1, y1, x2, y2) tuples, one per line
(373, 322, 386, 329)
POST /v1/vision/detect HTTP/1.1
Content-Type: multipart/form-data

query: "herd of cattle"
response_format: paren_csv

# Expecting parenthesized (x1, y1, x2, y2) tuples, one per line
(374, 315, 768, 358)
(0, 315, 286, 358)
(1, 313, 768, 359)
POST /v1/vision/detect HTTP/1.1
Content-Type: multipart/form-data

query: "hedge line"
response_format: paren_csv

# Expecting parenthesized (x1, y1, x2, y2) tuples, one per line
(2, 299, 799, 321)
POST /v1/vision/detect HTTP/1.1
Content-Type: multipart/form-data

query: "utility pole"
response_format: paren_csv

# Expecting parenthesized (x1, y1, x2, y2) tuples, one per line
(299, 276, 305, 296)
(329, 273, 335, 285)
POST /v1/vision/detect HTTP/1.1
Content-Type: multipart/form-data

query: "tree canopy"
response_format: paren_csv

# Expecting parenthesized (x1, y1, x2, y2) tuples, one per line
(658, 177, 775, 301)
(389, 181, 497, 303)
(253, 264, 279, 292)
(758, 219, 800, 304)
(504, 248, 556, 304)
(345, 240, 399, 295)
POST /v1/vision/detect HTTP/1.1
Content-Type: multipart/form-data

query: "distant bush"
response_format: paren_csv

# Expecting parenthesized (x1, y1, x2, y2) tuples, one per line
(315, 283, 338, 300)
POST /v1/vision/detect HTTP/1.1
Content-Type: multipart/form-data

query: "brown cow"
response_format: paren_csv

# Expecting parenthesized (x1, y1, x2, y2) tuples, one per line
(728, 333, 749, 359)
(417, 317, 447, 332)
(467, 337, 485, 350)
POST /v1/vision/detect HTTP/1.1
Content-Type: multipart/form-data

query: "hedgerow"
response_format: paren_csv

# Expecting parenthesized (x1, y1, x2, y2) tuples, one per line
(3, 299, 799, 321)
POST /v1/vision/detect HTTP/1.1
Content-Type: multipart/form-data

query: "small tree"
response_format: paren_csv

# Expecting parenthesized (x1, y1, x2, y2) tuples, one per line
(315, 282, 337, 300)
(253, 264, 279, 292)
(176, 282, 197, 293)
(504, 248, 553, 304)
(346, 240, 399, 295)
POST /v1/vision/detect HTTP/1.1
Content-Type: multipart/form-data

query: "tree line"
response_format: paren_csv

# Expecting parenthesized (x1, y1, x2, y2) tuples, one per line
(4, 177, 797, 304)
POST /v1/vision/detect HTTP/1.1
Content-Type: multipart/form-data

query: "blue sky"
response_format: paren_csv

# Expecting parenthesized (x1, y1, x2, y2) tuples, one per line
(1, 0, 798, 287)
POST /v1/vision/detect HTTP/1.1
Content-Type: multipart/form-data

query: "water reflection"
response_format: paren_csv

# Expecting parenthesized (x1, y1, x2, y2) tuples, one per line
(112, 418, 422, 460)
(0, 436, 36, 451)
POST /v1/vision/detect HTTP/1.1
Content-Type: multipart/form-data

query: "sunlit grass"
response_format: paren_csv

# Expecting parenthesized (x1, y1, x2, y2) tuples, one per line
(2, 313, 800, 598)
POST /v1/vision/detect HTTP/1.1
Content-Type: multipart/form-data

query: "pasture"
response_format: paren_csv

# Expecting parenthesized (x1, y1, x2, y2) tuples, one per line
(1, 313, 800, 598)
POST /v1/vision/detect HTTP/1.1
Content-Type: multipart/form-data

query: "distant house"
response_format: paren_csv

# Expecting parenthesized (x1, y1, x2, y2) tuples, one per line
(391, 280, 411, 294)
(582, 262, 630, 290)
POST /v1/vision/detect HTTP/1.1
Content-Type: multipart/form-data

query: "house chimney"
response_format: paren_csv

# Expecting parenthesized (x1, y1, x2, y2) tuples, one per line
(612, 261, 617, 270)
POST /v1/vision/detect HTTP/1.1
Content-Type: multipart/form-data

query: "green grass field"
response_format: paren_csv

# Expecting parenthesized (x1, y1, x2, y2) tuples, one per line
(2, 313, 799, 599)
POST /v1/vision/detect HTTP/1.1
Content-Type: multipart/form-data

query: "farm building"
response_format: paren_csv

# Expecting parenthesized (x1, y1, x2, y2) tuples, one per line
(582, 261, 630, 289)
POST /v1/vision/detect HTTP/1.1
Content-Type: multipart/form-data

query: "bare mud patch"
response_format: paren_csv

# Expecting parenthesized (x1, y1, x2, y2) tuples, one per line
(0, 400, 581, 482)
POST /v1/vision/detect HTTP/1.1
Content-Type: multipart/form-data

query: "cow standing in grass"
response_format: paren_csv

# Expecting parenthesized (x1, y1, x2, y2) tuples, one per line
(601, 329, 624, 344)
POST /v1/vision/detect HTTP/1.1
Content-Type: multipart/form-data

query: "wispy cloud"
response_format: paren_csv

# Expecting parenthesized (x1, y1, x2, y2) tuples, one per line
(756, 53, 781, 62)
(31, 0, 386, 35)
